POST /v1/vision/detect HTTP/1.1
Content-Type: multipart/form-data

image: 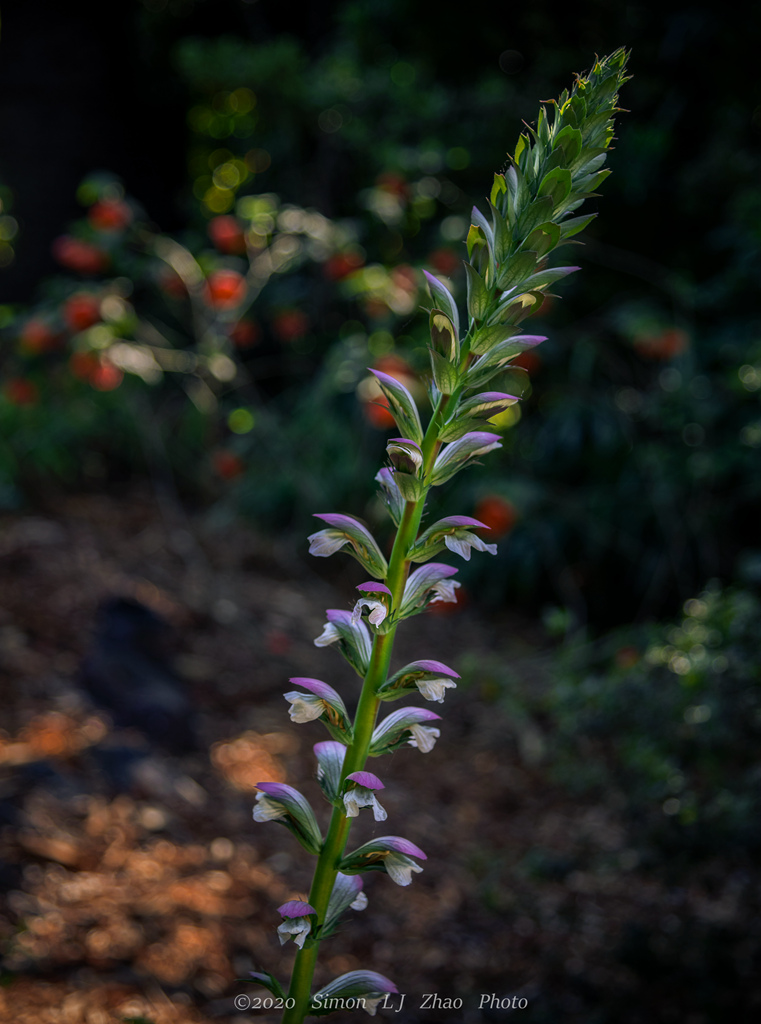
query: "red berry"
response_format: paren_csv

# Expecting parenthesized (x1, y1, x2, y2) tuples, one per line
(633, 328, 689, 361)
(89, 359, 123, 392)
(205, 269, 247, 309)
(88, 199, 132, 232)
(156, 266, 188, 299)
(51, 236, 109, 275)
(474, 496, 518, 539)
(272, 309, 309, 342)
(208, 216, 247, 255)
(213, 450, 246, 480)
(615, 646, 640, 670)
(376, 172, 408, 198)
(18, 318, 61, 354)
(427, 248, 460, 277)
(63, 293, 101, 333)
(324, 250, 364, 281)
(390, 264, 417, 292)
(68, 352, 99, 381)
(229, 319, 261, 349)
(512, 350, 542, 375)
(4, 378, 39, 405)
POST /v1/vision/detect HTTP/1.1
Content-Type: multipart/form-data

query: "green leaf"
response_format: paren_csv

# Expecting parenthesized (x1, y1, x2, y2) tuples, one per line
(469, 334, 546, 375)
(469, 205, 494, 254)
(513, 133, 529, 169)
(553, 124, 583, 163)
(429, 309, 459, 362)
(464, 263, 489, 321)
(393, 471, 424, 502)
(574, 168, 612, 194)
(496, 250, 537, 291)
(422, 270, 460, 339)
(538, 167, 573, 208)
(469, 322, 520, 356)
(498, 289, 547, 325)
(488, 201, 512, 263)
(438, 415, 487, 442)
(582, 109, 615, 144)
(515, 195, 554, 238)
(496, 365, 532, 399)
(558, 212, 597, 239)
(522, 265, 580, 291)
(523, 222, 561, 259)
(372, 370, 423, 445)
(246, 972, 286, 1000)
(429, 348, 459, 395)
(466, 223, 486, 259)
(490, 172, 507, 208)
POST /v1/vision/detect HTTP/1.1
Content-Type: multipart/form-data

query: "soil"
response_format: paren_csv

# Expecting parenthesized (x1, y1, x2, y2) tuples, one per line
(0, 489, 756, 1024)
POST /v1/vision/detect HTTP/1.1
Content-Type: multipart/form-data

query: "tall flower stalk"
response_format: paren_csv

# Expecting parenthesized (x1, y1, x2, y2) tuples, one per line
(249, 49, 630, 1022)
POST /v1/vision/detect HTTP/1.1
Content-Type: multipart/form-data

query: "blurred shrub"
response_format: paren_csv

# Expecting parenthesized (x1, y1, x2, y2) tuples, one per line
(4, 9, 761, 629)
(545, 582, 761, 865)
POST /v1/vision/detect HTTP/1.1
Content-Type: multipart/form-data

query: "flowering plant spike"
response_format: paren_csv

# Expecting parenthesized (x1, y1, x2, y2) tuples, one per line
(250, 49, 629, 1022)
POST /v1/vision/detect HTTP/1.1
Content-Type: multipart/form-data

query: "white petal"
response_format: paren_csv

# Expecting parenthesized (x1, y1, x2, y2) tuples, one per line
(384, 851, 424, 886)
(253, 794, 287, 822)
(465, 533, 497, 556)
(285, 693, 325, 723)
(444, 534, 473, 560)
(407, 724, 440, 753)
(350, 891, 369, 911)
(429, 580, 460, 604)
(343, 787, 387, 821)
(352, 598, 389, 627)
(343, 790, 362, 818)
(277, 917, 312, 948)
(314, 623, 340, 647)
(416, 677, 457, 703)
(370, 795, 388, 822)
(363, 996, 384, 1017)
(367, 601, 388, 626)
(308, 531, 348, 557)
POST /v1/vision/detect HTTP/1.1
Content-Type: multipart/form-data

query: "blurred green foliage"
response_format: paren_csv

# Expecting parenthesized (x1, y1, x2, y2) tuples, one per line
(547, 582, 761, 864)
(1, 0, 760, 627)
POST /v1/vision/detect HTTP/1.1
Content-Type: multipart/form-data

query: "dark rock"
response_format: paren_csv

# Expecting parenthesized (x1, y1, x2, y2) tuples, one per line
(81, 597, 197, 753)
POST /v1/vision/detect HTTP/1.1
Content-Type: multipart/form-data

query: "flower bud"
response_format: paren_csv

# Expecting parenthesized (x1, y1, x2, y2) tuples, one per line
(408, 515, 497, 563)
(386, 437, 423, 475)
(352, 582, 393, 629)
(277, 900, 316, 949)
(284, 679, 352, 742)
(378, 659, 460, 703)
(315, 609, 372, 676)
(400, 563, 460, 616)
(343, 771, 387, 821)
(322, 874, 368, 937)
(311, 970, 398, 1017)
(308, 513, 388, 579)
(340, 836, 427, 886)
(370, 706, 442, 756)
(253, 783, 323, 854)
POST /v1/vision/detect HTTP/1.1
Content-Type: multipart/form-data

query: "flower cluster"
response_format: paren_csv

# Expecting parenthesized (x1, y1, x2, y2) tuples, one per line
(248, 49, 629, 1023)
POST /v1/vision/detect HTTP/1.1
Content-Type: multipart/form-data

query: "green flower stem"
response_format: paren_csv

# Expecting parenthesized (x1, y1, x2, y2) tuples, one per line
(282, 420, 445, 1024)
(278, 50, 631, 1024)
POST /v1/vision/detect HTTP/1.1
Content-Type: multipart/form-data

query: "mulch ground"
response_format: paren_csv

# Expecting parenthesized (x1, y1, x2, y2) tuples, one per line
(0, 489, 757, 1023)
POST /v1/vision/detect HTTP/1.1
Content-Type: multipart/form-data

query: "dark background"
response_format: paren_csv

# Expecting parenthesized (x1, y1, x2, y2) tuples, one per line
(1, 6, 760, 1021)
